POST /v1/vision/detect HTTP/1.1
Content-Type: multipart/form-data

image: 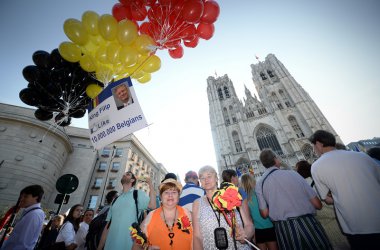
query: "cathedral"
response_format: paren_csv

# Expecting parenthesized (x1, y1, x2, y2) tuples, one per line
(207, 54, 341, 178)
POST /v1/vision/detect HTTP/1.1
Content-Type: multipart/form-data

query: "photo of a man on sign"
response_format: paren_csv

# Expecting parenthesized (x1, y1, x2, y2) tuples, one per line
(113, 84, 134, 110)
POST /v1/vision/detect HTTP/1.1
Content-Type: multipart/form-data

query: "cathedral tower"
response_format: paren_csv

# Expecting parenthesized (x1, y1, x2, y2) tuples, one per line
(207, 54, 340, 177)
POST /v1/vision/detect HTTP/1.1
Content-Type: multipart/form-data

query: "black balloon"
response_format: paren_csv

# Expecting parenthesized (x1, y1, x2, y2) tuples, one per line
(34, 108, 53, 121)
(20, 48, 97, 127)
(32, 50, 51, 69)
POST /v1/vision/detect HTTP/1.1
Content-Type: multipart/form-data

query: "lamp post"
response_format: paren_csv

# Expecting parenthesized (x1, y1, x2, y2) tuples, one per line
(99, 145, 117, 205)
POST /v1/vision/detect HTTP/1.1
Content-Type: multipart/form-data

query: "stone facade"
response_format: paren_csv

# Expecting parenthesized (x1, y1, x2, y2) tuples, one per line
(0, 103, 167, 213)
(207, 54, 341, 177)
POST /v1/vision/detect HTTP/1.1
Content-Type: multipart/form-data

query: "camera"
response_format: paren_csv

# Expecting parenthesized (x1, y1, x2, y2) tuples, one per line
(214, 227, 228, 249)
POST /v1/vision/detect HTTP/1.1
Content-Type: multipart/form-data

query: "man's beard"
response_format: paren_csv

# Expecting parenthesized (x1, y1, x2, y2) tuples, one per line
(121, 176, 133, 185)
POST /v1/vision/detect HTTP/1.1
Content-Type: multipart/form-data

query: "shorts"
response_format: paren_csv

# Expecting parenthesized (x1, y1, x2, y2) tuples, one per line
(255, 227, 277, 244)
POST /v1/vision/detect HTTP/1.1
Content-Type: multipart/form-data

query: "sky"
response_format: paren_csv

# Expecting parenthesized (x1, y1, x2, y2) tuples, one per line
(0, 0, 379, 181)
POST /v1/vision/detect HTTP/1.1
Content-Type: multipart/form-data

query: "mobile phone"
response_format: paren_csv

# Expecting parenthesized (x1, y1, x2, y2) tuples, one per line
(214, 227, 228, 249)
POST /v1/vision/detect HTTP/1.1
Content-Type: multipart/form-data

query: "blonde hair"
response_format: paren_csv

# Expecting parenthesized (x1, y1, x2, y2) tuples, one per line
(198, 165, 218, 179)
(240, 174, 256, 202)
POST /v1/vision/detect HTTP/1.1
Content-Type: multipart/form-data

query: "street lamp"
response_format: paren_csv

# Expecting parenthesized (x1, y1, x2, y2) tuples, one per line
(99, 145, 117, 205)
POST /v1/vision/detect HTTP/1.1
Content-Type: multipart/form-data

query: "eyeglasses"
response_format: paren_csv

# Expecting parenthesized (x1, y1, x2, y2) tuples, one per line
(199, 175, 214, 181)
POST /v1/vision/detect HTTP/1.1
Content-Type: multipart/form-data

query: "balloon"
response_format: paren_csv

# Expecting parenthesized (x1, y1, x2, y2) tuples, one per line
(63, 18, 89, 45)
(86, 84, 103, 98)
(80, 54, 97, 72)
(34, 108, 53, 121)
(82, 11, 100, 35)
(142, 55, 161, 73)
(168, 45, 184, 59)
(55, 112, 71, 127)
(131, 4, 148, 21)
(197, 22, 214, 40)
(95, 45, 108, 64)
(117, 19, 138, 46)
(119, 46, 138, 67)
(182, 0, 204, 24)
(200, 0, 220, 24)
(69, 108, 86, 118)
(98, 14, 118, 41)
(181, 24, 197, 42)
(32, 51, 51, 69)
(137, 73, 151, 83)
(112, 3, 132, 21)
(134, 34, 156, 55)
(59, 42, 81, 62)
(184, 35, 199, 48)
(22, 65, 40, 83)
(106, 42, 121, 64)
(19, 88, 41, 106)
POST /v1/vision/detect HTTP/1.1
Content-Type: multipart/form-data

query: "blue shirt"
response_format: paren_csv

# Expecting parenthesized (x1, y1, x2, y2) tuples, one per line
(1, 203, 45, 250)
(105, 188, 149, 250)
(248, 192, 273, 229)
(179, 183, 205, 211)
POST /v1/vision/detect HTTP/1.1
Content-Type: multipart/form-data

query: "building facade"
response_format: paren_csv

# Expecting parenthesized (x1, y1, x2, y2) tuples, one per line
(0, 103, 167, 213)
(207, 54, 341, 177)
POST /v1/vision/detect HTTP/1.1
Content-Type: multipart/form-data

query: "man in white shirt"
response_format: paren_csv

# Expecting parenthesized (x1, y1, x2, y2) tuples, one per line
(1, 185, 45, 250)
(310, 130, 380, 250)
(75, 209, 94, 250)
(114, 84, 133, 110)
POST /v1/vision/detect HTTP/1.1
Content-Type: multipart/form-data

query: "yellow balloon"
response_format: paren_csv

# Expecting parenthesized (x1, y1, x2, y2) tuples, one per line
(131, 70, 145, 79)
(90, 34, 106, 46)
(63, 18, 89, 46)
(134, 34, 156, 55)
(124, 63, 141, 77)
(86, 84, 103, 99)
(98, 14, 118, 41)
(137, 73, 151, 84)
(95, 45, 108, 64)
(119, 46, 138, 67)
(142, 55, 161, 73)
(82, 11, 99, 35)
(117, 20, 138, 46)
(59, 42, 81, 63)
(80, 54, 96, 72)
(96, 64, 114, 84)
(106, 42, 121, 64)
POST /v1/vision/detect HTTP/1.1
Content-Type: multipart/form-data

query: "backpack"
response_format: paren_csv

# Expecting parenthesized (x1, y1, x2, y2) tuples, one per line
(85, 190, 144, 250)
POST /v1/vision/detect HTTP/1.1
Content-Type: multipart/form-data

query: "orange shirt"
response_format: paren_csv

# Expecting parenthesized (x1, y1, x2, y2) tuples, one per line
(147, 206, 192, 250)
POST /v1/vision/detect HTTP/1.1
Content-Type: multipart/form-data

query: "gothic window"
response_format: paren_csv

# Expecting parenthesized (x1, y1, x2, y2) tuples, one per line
(218, 88, 223, 100)
(271, 92, 283, 110)
(279, 89, 292, 107)
(256, 127, 283, 155)
(267, 70, 275, 78)
(229, 106, 237, 123)
(232, 131, 243, 152)
(223, 107, 230, 125)
(246, 108, 254, 118)
(260, 72, 267, 80)
(288, 116, 304, 138)
(301, 144, 316, 162)
(224, 86, 230, 98)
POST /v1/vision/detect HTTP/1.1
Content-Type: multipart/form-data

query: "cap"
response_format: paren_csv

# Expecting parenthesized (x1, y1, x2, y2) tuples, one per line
(161, 172, 177, 183)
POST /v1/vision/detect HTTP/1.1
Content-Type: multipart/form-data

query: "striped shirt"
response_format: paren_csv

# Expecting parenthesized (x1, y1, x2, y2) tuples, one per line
(179, 183, 205, 212)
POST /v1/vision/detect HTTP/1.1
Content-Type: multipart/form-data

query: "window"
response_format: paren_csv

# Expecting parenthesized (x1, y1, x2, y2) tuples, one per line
(218, 88, 223, 99)
(223, 107, 230, 125)
(279, 89, 292, 107)
(88, 195, 98, 209)
(267, 70, 275, 78)
(224, 86, 230, 98)
(288, 116, 304, 138)
(101, 147, 111, 157)
(229, 106, 237, 123)
(256, 127, 283, 155)
(98, 162, 107, 172)
(108, 178, 117, 189)
(115, 148, 123, 157)
(112, 162, 120, 172)
(260, 72, 267, 80)
(232, 131, 243, 152)
(271, 92, 283, 110)
(93, 178, 103, 189)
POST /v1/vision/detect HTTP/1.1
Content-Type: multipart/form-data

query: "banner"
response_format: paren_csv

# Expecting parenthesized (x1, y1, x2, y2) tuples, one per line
(87, 77, 147, 149)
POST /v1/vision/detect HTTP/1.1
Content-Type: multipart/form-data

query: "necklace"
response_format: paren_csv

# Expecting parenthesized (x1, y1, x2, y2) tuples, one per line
(162, 207, 177, 246)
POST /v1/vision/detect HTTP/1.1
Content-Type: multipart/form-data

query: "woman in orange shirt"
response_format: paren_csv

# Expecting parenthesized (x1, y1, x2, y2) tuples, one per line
(132, 178, 193, 250)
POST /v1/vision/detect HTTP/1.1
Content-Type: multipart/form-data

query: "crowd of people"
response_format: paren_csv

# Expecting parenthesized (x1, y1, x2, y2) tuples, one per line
(0, 129, 379, 250)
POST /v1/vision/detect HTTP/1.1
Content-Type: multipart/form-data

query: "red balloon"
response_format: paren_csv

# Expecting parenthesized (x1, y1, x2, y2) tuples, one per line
(164, 38, 181, 49)
(168, 45, 184, 59)
(201, 0, 220, 24)
(182, 0, 204, 24)
(131, 3, 148, 21)
(184, 35, 199, 48)
(197, 22, 214, 40)
(180, 24, 197, 41)
(112, 3, 132, 21)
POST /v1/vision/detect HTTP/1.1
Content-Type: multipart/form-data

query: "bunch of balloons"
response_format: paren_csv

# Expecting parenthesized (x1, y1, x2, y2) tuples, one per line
(20, 49, 102, 126)
(112, 0, 220, 59)
(59, 11, 161, 85)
